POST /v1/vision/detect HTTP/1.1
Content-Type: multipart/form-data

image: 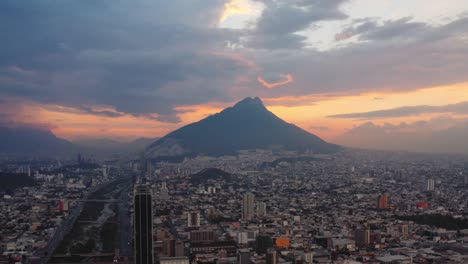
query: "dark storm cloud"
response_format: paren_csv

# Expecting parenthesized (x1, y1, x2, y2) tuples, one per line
(0, 0, 252, 121)
(328, 101, 468, 119)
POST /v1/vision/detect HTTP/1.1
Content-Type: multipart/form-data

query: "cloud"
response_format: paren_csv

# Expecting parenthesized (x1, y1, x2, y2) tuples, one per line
(1, 0, 468, 131)
(328, 101, 468, 119)
(219, 0, 253, 23)
(257, 74, 294, 88)
(251, 14, 468, 100)
(334, 17, 430, 42)
(310, 125, 329, 131)
(246, 0, 349, 49)
(333, 117, 468, 154)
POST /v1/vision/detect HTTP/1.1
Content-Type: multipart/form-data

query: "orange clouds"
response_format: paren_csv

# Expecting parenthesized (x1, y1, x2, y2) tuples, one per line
(4, 81, 468, 144)
(264, 82, 468, 141)
(257, 74, 294, 89)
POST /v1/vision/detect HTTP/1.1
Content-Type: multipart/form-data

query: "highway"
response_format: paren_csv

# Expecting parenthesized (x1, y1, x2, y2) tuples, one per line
(31, 178, 132, 264)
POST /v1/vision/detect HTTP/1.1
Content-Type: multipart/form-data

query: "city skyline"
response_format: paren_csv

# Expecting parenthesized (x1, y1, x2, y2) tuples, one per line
(1, 1, 468, 154)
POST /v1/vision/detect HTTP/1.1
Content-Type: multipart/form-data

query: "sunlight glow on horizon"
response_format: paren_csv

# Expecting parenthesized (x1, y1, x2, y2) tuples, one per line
(7, 82, 466, 142)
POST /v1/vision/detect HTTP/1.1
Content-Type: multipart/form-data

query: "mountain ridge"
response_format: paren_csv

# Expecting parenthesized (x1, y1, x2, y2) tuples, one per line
(0, 125, 74, 156)
(146, 97, 341, 157)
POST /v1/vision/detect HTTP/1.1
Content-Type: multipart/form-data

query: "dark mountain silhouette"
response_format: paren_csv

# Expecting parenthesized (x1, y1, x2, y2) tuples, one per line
(190, 168, 233, 184)
(74, 137, 159, 158)
(146, 97, 341, 157)
(0, 125, 74, 156)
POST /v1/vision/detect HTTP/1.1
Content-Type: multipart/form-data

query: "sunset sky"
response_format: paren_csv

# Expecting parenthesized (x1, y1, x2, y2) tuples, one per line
(1, 0, 468, 152)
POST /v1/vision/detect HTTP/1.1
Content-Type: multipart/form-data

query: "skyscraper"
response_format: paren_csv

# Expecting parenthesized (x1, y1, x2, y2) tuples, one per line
(134, 184, 153, 264)
(256, 201, 267, 217)
(266, 248, 278, 264)
(399, 223, 409, 237)
(377, 194, 389, 209)
(426, 179, 435, 192)
(354, 228, 371, 248)
(160, 182, 169, 200)
(242, 192, 255, 221)
(238, 249, 251, 264)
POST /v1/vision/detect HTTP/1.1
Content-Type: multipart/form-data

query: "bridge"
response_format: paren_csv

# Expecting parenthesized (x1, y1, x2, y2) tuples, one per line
(48, 198, 119, 203)
(51, 253, 115, 258)
(76, 220, 118, 224)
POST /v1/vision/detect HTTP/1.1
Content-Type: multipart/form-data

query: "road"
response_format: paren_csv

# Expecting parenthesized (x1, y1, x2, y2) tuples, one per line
(31, 185, 103, 264)
(31, 178, 132, 264)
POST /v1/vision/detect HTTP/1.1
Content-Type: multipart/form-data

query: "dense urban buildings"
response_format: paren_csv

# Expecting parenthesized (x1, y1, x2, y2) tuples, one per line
(1, 149, 468, 263)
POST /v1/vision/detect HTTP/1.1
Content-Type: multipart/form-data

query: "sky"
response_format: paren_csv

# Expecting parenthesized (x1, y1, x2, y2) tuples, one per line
(1, 0, 468, 153)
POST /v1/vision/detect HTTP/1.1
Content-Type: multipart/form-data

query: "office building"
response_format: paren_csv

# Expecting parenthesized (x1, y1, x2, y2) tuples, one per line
(256, 201, 266, 217)
(266, 248, 278, 264)
(190, 230, 215, 242)
(377, 194, 389, 209)
(426, 179, 435, 192)
(134, 184, 154, 264)
(242, 192, 255, 221)
(160, 182, 169, 200)
(255, 235, 273, 255)
(187, 211, 200, 227)
(238, 249, 251, 264)
(399, 223, 409, 237)
(354, 228, 371, 248)
(159, 257, 189, 264)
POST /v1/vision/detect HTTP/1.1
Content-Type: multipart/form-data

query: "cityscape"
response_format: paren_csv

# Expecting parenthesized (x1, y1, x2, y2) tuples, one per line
(1, 148, 468, 264)
(2, 1, 468, 264)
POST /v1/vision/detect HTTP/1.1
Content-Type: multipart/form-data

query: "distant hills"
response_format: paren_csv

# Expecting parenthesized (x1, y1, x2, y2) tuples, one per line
(0, 125, 157, 158)
(0, 125, 73, 156)
(146, 97, 341, 158)
(1, 97, 340, 158)
(190, 168, 233, 184)
(73, 137, 158, 158)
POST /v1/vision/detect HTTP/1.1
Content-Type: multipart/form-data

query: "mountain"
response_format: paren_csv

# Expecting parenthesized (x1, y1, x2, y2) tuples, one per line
(74, 137, 159, 159)
(190, 168, 233, 184)
(146, 97, 341, 157)
(0, 125, 74, 156)
(128, 137, 159, 151)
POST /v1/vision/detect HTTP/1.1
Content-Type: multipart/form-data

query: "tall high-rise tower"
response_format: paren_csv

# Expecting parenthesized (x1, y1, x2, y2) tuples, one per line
(242, 192, 255, 221)
(134, 184, 153, 264)
(426, 179, 435, 192)
(256, 201, 267, 217)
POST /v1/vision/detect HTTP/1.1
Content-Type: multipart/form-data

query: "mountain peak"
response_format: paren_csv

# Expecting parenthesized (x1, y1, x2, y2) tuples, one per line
(233, 97, 265, 110)
(146, 97, 341, 157)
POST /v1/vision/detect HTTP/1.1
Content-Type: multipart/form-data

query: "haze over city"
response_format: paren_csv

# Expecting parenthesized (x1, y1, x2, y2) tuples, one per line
(1, 2, 468, 264)
(1, 0, 468, 153)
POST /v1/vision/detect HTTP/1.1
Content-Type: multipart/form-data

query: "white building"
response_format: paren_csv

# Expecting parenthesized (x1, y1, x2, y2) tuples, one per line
(242, 192, 255, 221)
